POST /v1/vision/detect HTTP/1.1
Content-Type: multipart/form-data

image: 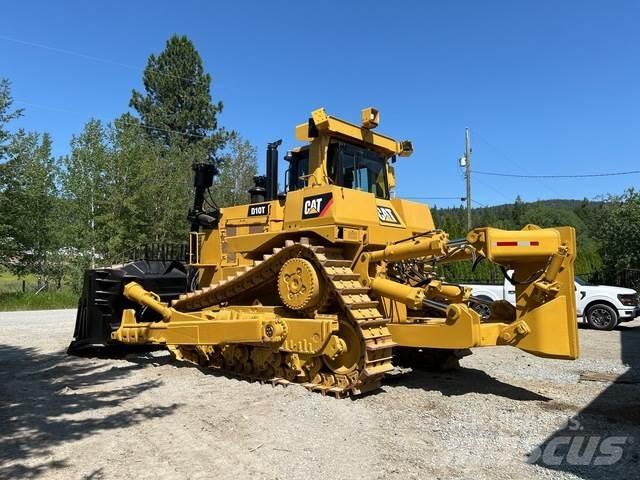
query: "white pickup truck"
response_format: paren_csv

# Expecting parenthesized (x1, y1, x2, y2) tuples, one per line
(462, 275, 639, 330)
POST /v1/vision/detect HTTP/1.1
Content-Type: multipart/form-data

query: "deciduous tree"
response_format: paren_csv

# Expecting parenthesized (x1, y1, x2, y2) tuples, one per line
(60, 119, 111, 272)
(0, 78, 23, 161)
(212, 134, 258, 208)
(0, 131, 62, 284)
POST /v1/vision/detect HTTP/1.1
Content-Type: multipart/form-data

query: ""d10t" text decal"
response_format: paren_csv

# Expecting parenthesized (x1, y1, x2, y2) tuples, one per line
(247, 203, 270, 217)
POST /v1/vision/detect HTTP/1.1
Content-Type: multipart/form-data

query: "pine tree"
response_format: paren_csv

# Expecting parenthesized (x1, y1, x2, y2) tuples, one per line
(129, 35, 226, 163)
(512, 195, 525, 227)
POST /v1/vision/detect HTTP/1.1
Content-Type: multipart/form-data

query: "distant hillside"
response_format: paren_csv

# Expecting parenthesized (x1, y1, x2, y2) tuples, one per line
(429, 196, 604, 281)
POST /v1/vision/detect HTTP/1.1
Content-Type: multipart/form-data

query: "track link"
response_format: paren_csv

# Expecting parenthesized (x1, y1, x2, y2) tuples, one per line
(171, 237, 395, 397)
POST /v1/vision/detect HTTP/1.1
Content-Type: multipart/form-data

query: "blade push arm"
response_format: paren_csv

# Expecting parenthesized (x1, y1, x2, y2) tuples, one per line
(355, 225, 579, 359)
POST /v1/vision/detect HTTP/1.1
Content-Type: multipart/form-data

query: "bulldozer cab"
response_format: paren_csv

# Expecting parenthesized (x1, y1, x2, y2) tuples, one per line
(286, 140, 390, 198)
(288, 108, 410, 194)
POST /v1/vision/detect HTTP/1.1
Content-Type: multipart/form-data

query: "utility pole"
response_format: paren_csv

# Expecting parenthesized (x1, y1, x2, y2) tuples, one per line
(465, 128, 472, 230)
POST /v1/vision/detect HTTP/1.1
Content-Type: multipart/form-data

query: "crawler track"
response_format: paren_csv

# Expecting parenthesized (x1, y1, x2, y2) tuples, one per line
(172, 237, 395, 397)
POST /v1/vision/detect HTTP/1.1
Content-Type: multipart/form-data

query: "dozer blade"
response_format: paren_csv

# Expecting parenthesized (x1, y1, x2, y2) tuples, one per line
(466, 224, 579, 359)
(506, 226, 579, 359)
(386, 225, 579, 360)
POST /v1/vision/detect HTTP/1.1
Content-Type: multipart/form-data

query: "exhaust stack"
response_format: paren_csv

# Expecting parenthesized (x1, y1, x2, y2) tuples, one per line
(266, 140, 282, 201)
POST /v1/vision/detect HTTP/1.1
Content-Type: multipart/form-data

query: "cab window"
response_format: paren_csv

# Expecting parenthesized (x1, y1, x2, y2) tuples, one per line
(329, 141, 389, 199)
(285, 149, 309, 191)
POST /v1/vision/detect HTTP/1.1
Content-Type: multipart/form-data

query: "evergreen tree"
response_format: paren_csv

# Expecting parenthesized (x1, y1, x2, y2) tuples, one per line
(512, 194, 525, 227)
(125, 35, 230, 246)
(129, 35, 226, 163)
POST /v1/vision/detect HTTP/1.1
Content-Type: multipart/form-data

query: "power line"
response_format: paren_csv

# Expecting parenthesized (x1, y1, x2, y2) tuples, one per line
(474, 131, 563, 197)
(401, 196, 487, 207)
(472, 169, 640, 179)
(15, 99, 213, 141)
(473, 174, 513, 203)
(0, 35, 139, 71)
(403, 196, 463, 200)
(0, 35, 203, 84)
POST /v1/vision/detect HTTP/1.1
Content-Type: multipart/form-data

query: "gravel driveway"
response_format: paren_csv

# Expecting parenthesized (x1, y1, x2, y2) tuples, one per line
(1, 309, 638, 480)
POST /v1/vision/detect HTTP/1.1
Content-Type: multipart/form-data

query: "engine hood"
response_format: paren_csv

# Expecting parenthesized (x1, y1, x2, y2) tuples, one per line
(578, 284, 637, 296)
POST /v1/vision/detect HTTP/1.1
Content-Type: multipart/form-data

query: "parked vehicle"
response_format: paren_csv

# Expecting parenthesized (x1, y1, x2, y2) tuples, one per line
(463, 274, 639, 331)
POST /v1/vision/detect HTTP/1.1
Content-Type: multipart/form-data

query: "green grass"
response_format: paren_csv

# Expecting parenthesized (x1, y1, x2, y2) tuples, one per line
(0, 291, 78, 311)
(0, 270, 38, 293)
(0, 269, 79, 311)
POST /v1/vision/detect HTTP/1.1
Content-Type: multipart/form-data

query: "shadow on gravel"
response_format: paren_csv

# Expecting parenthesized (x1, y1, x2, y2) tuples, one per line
(531, 323, 640, 479)
(388, 367, 551, 401)
(0, 344, 180, 480)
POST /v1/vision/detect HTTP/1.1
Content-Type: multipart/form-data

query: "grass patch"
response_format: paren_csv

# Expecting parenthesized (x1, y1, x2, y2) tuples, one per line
(0, 270, 38, 293)
(0, 291, 78, 311)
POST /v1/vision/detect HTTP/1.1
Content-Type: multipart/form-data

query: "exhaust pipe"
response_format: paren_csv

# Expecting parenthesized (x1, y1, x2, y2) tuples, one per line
(266, 140, 282, 201)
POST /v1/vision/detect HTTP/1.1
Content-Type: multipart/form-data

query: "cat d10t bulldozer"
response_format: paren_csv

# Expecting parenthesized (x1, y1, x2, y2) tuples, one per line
(69, 107, 579, 397)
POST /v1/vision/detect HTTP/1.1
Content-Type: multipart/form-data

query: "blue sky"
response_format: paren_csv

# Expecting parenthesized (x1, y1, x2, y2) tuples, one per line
(2, 1, 639, 207)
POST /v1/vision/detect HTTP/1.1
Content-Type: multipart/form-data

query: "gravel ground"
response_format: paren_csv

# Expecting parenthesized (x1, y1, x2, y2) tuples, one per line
(1, 309, 638, 480)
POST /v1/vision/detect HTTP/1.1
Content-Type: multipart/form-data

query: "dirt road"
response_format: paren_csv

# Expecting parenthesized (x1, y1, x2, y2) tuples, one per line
(1, 309, 638, 480)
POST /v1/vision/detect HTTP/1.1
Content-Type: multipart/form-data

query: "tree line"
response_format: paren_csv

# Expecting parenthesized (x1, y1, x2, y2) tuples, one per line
(432, 193, 640, 288)
(0, 36, 257, 291)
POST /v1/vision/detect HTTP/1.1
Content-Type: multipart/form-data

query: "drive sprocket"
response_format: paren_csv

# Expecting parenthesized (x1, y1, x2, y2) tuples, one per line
(277, 257, 322, 311)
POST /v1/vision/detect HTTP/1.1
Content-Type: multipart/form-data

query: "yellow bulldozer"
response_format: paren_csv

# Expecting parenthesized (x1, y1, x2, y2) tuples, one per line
(69, 107, 579, 397)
